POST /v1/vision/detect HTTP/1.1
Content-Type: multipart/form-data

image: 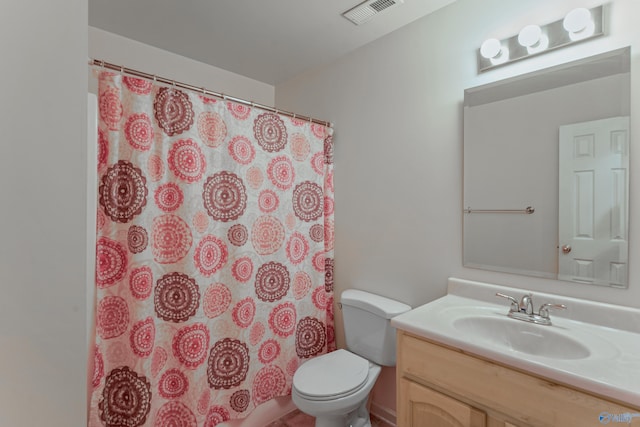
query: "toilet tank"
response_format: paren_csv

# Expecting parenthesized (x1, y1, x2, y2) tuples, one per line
(341, 289, 411, 366)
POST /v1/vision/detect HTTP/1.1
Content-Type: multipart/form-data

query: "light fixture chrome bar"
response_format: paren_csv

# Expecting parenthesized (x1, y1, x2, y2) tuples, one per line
(464, 206, 535, 214)
(478, 5, 604, 73)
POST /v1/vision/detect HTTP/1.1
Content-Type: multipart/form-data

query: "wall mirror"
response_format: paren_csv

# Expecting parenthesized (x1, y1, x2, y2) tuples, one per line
(463, 47, 631, 288)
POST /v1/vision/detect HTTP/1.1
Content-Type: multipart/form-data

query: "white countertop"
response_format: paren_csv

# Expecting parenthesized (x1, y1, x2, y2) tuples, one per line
(391, 278, 640, 408)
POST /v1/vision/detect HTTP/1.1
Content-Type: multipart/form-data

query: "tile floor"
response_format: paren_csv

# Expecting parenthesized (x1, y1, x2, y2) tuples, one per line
(266, 409, 393, 427)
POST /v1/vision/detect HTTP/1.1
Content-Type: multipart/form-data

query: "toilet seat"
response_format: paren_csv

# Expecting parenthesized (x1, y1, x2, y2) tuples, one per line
(293, 349, 370, 401)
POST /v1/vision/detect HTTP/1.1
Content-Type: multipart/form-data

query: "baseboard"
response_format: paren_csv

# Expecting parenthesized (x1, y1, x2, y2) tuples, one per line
(370, 402, 397, 427)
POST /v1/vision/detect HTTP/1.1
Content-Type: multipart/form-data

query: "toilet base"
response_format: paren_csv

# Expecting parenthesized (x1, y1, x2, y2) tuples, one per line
(345, 399, 372, 427)
(313, 414, 346, 427)
(312, 399, 372, 427)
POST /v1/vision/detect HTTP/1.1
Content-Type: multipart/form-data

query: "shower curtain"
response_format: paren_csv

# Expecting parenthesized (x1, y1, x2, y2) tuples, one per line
(88, 71, 335, 426)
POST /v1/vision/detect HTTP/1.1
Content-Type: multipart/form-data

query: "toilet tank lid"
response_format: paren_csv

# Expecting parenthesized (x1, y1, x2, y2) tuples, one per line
(341, 289, 411, 319)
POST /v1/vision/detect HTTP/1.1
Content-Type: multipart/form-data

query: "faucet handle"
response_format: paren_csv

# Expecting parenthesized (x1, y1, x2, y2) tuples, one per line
(495, 293, 519, 312)
(538, 303, 567, 319)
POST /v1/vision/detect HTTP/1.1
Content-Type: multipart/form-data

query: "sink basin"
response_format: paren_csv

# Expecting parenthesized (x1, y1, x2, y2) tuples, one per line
(453, 315, 591, 360)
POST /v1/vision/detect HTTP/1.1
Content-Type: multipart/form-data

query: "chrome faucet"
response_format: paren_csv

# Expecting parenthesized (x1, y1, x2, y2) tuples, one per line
(496, 292, 566, 325)
(519, 293, 534, 315)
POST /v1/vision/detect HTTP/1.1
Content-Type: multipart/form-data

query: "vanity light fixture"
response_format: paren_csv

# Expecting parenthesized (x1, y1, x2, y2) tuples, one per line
(477, 5, 604, 72)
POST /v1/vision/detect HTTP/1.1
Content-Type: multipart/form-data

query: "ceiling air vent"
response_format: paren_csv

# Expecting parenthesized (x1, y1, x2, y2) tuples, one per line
(342, 0, 405, 25)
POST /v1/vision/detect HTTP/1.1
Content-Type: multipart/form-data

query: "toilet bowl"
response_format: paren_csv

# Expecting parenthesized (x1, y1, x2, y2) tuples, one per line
(292, 349, 382, 427)
(291, 290, 411, 427)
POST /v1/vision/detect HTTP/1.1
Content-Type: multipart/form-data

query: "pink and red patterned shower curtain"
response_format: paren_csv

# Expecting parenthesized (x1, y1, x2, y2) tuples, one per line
(88, 71, 335, 426)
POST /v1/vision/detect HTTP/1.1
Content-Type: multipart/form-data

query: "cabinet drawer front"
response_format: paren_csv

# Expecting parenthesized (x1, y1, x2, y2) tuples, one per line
(397, 332, 640, 427)
(399, 378, 486, 427)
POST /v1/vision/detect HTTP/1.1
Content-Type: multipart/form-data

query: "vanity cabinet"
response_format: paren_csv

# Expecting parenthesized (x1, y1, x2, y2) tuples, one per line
(397, 331, 640, 427)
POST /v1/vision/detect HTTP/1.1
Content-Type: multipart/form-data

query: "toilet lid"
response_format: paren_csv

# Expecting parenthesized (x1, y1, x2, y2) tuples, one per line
(293, 349, 369, 399)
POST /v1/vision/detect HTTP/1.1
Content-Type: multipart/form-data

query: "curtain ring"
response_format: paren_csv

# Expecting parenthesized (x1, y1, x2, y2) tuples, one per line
(119, 66, 124, 74)
(153, 75, 157, 83)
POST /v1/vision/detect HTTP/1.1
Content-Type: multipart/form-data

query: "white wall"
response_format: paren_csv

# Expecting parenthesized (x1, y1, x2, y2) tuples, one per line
(275, 0, 640, 416)
(276, 0, 640, 312)
(89, 27, 274, 105)
(0, 1, 88, 426)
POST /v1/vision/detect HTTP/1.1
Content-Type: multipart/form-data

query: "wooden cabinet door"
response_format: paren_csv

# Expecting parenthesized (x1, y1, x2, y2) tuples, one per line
(399, 378, 486, 427)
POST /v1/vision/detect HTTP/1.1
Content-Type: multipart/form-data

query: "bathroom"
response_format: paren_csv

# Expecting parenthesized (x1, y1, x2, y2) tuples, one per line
(1, 0, 639, 425)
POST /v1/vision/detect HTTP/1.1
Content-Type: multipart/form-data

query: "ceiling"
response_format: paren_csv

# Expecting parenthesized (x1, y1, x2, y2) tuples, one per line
(89, 0, 456, 85)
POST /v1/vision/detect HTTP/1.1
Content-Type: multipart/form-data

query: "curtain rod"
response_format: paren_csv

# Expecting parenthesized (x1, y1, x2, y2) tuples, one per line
(89, 58, 333, 128)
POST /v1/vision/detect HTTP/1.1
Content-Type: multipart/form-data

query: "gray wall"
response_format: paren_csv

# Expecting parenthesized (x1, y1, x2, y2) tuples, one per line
(0, 0, 88, 425)
(275, 4, 640, 409)
(276, 0, 640, 331)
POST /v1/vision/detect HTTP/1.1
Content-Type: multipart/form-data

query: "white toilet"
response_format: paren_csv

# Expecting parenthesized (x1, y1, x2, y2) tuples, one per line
(292, 289, 411, 427)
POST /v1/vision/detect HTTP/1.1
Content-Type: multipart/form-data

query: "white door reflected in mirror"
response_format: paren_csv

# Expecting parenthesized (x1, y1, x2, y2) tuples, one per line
(558, 117, 629, 286)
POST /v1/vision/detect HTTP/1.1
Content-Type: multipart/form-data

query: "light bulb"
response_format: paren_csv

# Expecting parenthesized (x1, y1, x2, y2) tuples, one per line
(518, 25, 541, 47)
(563, 8, 594, 40)
(480, 39, 509, 65)
(518, 24, 549, 54)
(480, 38, 502, 59)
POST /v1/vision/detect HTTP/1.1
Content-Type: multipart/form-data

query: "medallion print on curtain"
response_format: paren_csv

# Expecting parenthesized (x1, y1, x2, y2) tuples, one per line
(88, 71, 336, 426)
